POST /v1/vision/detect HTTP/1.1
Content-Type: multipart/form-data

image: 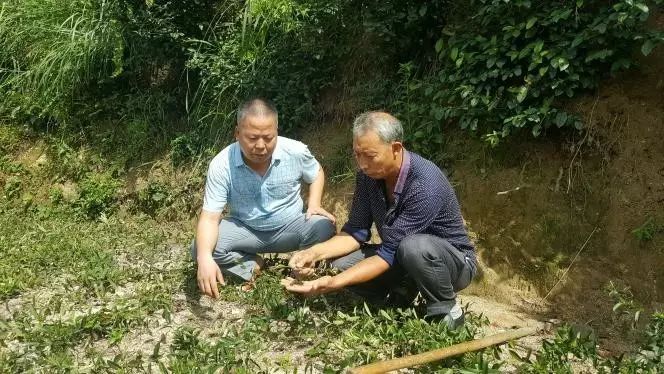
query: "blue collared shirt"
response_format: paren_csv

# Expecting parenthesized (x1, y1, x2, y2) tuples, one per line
(342, 151, 476, 266)
(202, 136, 320, 231)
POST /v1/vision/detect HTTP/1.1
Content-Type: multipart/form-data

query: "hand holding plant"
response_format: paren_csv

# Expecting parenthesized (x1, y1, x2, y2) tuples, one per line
(281, 276, 334, 297)
(288, 250, 318, 279)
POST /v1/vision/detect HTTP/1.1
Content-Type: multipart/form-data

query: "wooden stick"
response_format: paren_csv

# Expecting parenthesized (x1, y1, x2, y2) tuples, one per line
(348, 326, 539, 374)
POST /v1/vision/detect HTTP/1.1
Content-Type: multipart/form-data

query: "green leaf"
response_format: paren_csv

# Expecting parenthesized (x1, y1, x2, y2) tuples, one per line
(532, 123, 542, 137)
(450, 47, 459, 61)
(613, 302, 624, 312)
(533, 40, 544, 54)
(558, 57, 569, 71)
(585, 49, 613, 62)
(363, 302, 372, 317)
(635, 3, 649, 13)
(435, 39, 444, 53)
(526, 17, 537, 30)
(641, 40, 655, 56)
(595, 22, 607, 34)
(554, 111, 568, 127)
(516, 86, 528, 103)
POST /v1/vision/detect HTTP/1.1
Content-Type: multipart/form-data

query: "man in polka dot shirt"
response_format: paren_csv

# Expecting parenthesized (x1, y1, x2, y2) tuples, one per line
(283, 111, 477, 329)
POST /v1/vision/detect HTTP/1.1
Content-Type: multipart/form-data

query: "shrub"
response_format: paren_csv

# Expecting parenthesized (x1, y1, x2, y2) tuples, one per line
(135, 181, 171, 217)
(396, 0, 664, 150)
(187, 0, 356, 139)
(76, 172, 121, 218)
(3, 176, 21, 200)
(632, 216, 663, 242)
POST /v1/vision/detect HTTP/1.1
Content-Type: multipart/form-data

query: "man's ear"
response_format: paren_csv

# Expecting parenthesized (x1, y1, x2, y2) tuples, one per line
(391, 141, 403, 157)
(234, 126, 240, 140)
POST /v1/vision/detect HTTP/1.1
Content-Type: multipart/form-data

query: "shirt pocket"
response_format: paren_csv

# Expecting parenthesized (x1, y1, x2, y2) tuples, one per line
(265, 179, 298, 200)
(231, 181, 258, 200)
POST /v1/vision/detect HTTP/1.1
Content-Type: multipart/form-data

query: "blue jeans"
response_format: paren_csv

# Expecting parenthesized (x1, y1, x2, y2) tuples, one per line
(330, 234, 476, 317)
(191, 214, 335, 281)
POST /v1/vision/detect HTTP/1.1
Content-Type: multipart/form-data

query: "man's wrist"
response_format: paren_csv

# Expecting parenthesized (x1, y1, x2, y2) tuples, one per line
(197, 252, 214, 262)
(325, 275, 343, 291)
(309, 245, 325, 262)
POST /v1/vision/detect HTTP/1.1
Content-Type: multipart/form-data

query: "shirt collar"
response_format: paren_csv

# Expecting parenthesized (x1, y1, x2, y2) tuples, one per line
(232, 143, 245, 168)
(232, 137, 283, 168)
(394, 150, 411, 195)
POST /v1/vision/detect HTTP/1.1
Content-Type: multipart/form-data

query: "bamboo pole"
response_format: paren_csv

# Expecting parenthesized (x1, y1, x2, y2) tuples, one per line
(348, 326, 540, 374)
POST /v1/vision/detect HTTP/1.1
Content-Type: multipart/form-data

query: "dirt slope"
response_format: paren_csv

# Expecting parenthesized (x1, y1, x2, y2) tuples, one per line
(306, 13, 664, 354)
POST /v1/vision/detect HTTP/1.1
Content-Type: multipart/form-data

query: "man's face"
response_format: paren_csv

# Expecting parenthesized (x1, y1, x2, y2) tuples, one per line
(352, 130, 398, 179)
(235, 115, 278, 166)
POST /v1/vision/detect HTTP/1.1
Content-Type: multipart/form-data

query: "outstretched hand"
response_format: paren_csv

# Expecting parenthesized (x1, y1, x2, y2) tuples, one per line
(281, 276, 334, 297)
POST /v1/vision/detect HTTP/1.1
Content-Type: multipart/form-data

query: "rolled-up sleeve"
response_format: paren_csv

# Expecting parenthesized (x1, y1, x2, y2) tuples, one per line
(376, 181, 443, 266)
(341, 173, 373, 243)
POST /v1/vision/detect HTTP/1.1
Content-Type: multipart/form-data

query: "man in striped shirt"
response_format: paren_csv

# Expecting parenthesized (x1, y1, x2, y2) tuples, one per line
(283, 111, 477, 328)
(192, 98, 336, 298)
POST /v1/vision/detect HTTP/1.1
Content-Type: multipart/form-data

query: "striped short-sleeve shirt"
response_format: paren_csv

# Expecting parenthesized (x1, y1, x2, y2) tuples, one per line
(203, 136, 320, 231)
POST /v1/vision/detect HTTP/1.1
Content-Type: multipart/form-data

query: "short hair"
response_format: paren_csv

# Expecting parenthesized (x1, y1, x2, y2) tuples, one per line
(236, 97, 278, 127)
(352, 111, 403, 143)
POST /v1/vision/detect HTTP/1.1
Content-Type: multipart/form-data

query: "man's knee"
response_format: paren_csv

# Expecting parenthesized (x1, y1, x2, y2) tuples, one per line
(397, 234, 439, 264)
(306, 216, 336, 244)
(190, 237, 234, 262)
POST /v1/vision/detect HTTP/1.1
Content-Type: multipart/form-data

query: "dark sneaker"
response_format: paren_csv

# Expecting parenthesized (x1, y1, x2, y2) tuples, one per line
(425, 310, 465, 330)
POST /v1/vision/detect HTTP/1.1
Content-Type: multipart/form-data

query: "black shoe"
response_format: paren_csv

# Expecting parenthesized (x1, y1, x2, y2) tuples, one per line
(425, 310, 465, 330)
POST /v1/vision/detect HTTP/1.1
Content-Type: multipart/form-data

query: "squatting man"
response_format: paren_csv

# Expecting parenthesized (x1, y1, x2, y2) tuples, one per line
(191, 98, 336, 297)
(282, 111, 477, 328)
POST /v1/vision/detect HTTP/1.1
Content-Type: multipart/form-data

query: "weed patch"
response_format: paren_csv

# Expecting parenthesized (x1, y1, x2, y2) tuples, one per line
(76, 172, 121, 219)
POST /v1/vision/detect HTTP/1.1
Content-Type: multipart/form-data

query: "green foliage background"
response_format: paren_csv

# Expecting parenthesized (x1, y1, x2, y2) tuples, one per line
(1, 1, 663, 371)
(1, 0, 662, 159)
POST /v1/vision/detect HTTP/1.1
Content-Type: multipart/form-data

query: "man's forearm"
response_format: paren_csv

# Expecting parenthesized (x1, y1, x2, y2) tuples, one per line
(329, 256, 390, 289)
(307, 166, 325, 208)
(195, 217, 220, 260)
(310, 233, 361, 261)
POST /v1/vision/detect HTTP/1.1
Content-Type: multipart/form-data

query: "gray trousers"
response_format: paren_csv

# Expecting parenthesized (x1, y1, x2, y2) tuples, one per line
(330, 234, 476, 317)
(191, 214, 335, 281)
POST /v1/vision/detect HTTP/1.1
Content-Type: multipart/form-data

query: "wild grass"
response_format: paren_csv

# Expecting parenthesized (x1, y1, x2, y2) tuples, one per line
(1, 131, 663, 372)
(0, 0, 123, 120)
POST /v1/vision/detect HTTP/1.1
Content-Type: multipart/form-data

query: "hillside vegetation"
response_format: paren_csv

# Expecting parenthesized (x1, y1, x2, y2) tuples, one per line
(1, 0, 664, 372)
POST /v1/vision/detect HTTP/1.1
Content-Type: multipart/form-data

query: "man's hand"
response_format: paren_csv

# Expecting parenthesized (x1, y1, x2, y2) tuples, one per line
(197, 256, 225, 298)
(305, 206, 336, 223)
(281, 276, 335, 297)
(288, 249, 318, 279)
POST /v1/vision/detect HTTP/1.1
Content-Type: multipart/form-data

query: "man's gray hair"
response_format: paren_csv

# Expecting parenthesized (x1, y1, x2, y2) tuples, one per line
(352, 111, 403, 143)
(236, 98, 278, 127)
